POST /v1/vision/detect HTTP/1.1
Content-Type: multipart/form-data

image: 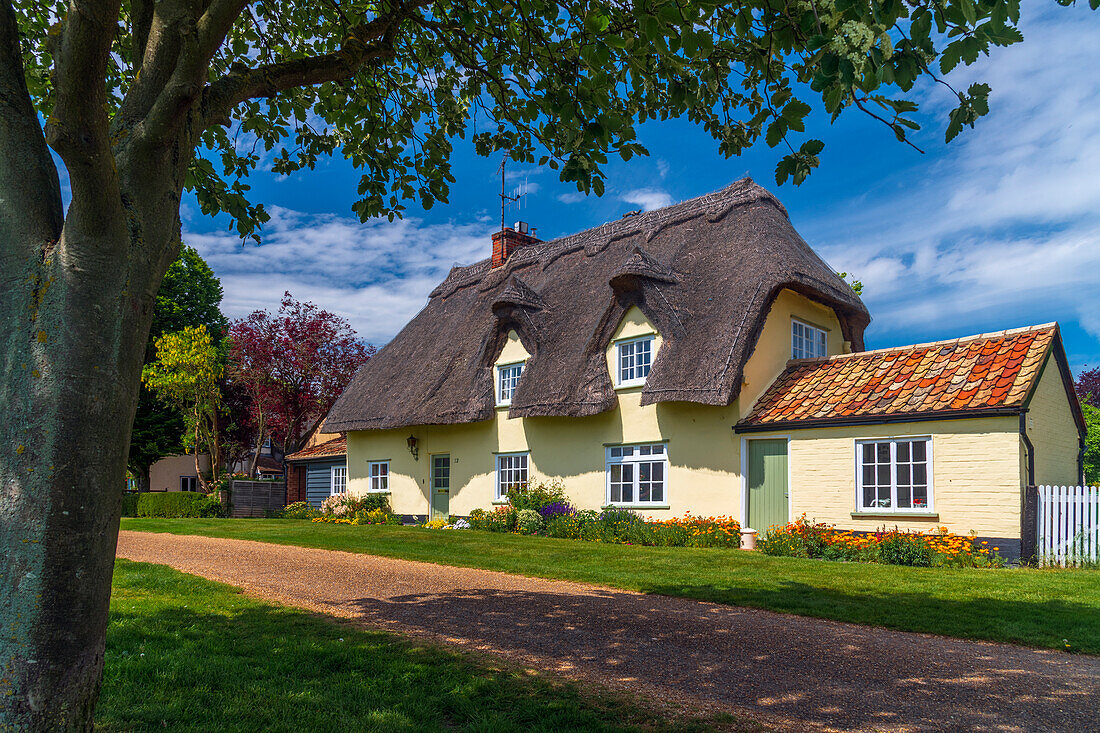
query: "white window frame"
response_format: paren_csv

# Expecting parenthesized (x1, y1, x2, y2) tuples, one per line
(367, 460, 389, 493)
(854, 436, 934, 514)
(604, 443, 669, 507)
(179, 476, 197, 492)
(495, 452, 529, 501)
(615, 335, 655, 388)
(496, 361, 525, 406)
(791, 318, 828, 360)
(330, 464, 347, 496)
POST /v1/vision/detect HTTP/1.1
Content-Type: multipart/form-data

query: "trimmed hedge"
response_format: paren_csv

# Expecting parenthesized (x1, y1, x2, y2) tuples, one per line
(121, 492, 140, 518)
(136, 491, 221, 518)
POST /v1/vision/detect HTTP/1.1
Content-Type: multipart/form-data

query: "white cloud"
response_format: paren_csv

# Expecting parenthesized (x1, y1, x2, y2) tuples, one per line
(557, 192, 586, 204)
(621, 187, 673, 211)
(186, 208, 494, 344)
(805, 4, 1100, 365)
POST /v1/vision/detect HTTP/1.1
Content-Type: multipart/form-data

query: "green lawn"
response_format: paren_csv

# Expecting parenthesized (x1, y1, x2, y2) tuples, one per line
(120, 518, 1100, 654)
(101, 560, 760, 732)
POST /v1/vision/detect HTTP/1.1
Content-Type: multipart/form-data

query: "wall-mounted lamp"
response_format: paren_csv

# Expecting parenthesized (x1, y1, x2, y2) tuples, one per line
(406, 435, 419, 461)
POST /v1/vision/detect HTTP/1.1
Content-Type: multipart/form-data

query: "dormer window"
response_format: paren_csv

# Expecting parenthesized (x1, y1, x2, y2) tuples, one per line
(496, 362, 524, 406)
(792, 319, 827, 359)
(616, 336, 653, 387)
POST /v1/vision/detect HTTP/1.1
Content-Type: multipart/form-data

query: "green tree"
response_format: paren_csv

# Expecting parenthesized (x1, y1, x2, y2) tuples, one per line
(141, 326, 225, 492)
(1083, 402, 1100, 485)
(149, 245, 228, 348)
(2, 0, 1093, 728)
(129, 246, 228, 489)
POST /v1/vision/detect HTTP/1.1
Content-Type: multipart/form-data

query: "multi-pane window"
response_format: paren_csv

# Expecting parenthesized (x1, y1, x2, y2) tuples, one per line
(857, 438, 931, 511)
(606, 444, 667, 506)
(497, 363, 524, 405)
(331, 465, 347, 495)
(180, 476, 197, 492)
(792, 319, 828, 359)
(496, 452, 529, 500)
(617, 336, 654, 386)
(368, 461, 389, 492)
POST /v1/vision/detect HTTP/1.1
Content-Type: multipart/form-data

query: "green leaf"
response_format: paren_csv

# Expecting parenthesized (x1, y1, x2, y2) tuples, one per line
(585, 13, 611, 33)
(765, 118, 787, 148)
(939, 40, 964, 74)
(959, 0, 978, 26)
(801, 139, 825, 156)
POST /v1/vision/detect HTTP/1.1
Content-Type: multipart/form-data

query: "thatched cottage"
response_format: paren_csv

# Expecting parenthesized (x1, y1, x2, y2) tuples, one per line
(325, 179, 1085, 557)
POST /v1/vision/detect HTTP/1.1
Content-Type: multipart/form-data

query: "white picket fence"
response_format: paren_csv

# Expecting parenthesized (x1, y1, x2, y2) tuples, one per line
(1037, 485, 1100, 567)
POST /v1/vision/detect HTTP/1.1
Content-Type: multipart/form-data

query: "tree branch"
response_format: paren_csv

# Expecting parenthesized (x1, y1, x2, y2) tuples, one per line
(131, 0, 154, 70)
(44, 0, 126, 230)
(0, 0, 63, 253)
(201, 2, 423, 128)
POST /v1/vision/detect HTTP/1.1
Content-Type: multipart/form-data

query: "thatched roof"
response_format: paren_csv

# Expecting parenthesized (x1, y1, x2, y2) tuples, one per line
(325, 178, 869, 432)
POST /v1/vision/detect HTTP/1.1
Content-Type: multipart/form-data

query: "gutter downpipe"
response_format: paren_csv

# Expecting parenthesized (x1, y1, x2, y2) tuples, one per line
(1019, 410, 1035, 487)
(1019, 410, 1038, 565)
(1078, 435, 1087, 486)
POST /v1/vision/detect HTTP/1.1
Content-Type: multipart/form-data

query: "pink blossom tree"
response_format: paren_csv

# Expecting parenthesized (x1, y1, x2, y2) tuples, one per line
(228, 294, 373, 471)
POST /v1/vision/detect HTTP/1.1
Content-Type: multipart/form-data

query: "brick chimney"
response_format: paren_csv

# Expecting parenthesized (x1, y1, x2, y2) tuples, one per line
(491, 221, 539, 268)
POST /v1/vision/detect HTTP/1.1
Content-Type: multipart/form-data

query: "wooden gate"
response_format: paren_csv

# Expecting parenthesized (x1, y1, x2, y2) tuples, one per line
(226, 480, 286, 518)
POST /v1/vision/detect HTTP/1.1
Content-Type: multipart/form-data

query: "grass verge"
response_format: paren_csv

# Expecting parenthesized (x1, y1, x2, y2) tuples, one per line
(120, 518, 1100, 654)
(101, 559, 761, 732)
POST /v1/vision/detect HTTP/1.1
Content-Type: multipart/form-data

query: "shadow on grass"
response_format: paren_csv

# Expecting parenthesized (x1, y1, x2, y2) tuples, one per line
(334, 582, 1100, 733)
(99, 561, 755, 733)
(637, 578, 1100, 654)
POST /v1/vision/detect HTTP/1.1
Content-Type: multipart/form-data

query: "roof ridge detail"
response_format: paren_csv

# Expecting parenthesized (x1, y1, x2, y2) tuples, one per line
(433, 178, 774, 297)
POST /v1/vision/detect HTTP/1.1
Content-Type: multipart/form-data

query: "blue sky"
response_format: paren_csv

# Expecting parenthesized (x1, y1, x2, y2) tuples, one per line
(184, 4, 1100, 374)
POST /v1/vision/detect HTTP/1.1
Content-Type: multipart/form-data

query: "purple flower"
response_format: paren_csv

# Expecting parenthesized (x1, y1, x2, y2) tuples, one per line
(538, 502, 575, 519)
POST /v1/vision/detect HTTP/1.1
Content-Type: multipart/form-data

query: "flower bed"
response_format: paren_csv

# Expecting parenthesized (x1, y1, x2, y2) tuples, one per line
(759, 514, 1004, 567)
(459, 480, 741, 548)
(275, 493, 401, 525)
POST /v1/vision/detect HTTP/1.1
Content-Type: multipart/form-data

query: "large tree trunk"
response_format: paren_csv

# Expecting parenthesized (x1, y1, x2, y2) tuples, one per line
(0, 5, 184, 719)
(0, 226, 163, 729)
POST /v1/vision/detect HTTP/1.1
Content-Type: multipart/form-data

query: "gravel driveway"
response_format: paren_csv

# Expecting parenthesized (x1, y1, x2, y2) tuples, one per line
(116, 531, 1099, 732)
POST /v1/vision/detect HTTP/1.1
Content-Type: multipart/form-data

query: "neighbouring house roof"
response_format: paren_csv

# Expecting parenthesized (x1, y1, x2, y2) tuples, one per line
(325, 178, 870, 432)
(254, 456, 283, 473)
(285, 435, 347, 462)
(736, 323, 1085, 434)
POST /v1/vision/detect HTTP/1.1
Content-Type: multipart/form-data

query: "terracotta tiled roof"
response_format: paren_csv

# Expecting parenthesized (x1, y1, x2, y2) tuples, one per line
(285, 435, 347, 461)
(737, 324, 1059, 430)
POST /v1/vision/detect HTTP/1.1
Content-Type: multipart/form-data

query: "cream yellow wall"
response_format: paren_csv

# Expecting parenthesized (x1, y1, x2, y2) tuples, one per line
(1026, 357, 1082, 486)
(739, 289, 846, 418)
(743, 416, 1025, 538)
(347, 293, 842, 519)
(149, 453, 211, 492)
(496, 329, 531, 367)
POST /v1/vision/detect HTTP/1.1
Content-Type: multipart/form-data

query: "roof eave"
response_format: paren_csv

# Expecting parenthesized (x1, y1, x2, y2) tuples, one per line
(733, 405, 1023, 433)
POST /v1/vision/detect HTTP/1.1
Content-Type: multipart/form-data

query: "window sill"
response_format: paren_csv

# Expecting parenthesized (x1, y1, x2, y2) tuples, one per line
(614, 381, 646, 391)
(851, 511, 938, 519)
(605, 504, 670, 510)
(491, 500, 509, 506)
(364, 490, 391, 494)
(495, 402, 512, 409)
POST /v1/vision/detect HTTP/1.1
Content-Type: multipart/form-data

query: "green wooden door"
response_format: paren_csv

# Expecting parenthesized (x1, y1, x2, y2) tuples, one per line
(430, 454, 450, 520)
(747, 439, 788, 533)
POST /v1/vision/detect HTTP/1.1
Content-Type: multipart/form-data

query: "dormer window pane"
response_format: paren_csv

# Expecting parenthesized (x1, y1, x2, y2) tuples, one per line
(792, 320, 828, 359)
(497, 363, 524, 405)
(617, 337, 654, 386)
